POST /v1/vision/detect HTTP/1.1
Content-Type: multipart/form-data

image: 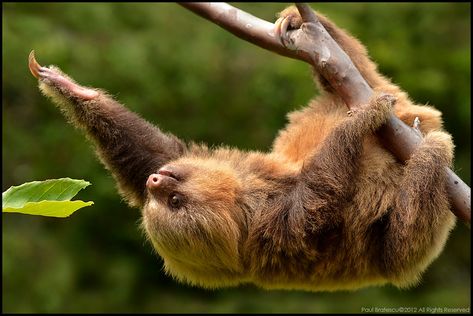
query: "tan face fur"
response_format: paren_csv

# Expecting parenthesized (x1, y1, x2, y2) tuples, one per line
(142, 157, 248, 288)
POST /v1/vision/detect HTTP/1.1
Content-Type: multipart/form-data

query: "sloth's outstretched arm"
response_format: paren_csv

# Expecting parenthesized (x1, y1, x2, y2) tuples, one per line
(29, 52, 186, 207)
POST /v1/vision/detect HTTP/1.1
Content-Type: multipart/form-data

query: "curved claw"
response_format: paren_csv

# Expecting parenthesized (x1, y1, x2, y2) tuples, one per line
(412, 117, 423, 137)
(274, 16, 292, 48)
(274, 17, 284, 43)
(28, 50, 43, 79)
(28, 50, 99, 100)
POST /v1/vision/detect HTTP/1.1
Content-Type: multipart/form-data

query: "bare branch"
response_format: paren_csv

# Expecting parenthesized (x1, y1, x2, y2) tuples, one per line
(179, 3, 310, 62)
(179, 2, 470, 224)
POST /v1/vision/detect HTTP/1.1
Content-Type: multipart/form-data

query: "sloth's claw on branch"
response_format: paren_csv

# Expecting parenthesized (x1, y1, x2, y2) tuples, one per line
(274, 16, 293, 48)
(412, 117, 423, 137)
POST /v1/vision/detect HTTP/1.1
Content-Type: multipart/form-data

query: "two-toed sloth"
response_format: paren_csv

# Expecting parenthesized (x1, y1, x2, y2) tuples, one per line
(30, 6, 456, 291)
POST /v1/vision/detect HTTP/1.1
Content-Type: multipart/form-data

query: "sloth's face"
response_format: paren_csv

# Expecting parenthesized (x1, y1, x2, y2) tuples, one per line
(142, 158, 247, 287)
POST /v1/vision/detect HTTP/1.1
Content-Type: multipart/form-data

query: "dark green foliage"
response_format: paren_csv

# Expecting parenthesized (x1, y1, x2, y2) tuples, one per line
(2, 2, 470, 313)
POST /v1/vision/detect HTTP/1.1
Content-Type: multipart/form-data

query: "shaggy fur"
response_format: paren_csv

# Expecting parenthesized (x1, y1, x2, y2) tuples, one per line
(35, 6, 455, 291)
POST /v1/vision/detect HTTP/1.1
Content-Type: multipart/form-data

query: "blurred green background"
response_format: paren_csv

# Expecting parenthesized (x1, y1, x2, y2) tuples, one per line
(3, 2, 470, 313)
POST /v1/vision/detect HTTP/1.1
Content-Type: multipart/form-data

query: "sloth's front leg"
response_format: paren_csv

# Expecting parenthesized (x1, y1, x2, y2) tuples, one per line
(29, 51, 186, 207)
(299, 93, 395, 210)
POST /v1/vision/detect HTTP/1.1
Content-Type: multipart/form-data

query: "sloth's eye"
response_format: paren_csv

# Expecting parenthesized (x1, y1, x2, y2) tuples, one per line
(169, 193, 183, 209)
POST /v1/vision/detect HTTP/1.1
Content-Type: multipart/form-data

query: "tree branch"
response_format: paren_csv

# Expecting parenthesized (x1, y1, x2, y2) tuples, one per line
(179, 3, 470, 225)
(179, 3, 310, 62)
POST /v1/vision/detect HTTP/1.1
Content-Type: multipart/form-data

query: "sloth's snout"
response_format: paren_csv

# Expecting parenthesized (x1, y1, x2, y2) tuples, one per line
(146, 167, 179, 192)
(146, 173, 162, 190)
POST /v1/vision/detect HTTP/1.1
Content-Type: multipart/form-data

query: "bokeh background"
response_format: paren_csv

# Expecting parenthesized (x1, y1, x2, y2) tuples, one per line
(3, 2, 470, 313)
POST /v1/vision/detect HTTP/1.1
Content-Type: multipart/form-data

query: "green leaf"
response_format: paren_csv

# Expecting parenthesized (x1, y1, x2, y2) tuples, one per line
(3, 200, 94, 218)
(2, 178, 93, 217)
(2, 178, 91, 208)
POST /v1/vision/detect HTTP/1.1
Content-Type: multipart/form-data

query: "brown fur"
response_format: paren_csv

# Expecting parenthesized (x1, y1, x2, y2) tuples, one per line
(36, 6, 455, 291)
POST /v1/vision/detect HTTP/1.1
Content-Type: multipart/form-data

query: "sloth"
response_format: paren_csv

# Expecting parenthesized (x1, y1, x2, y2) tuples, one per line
(29, 5, 456, 291)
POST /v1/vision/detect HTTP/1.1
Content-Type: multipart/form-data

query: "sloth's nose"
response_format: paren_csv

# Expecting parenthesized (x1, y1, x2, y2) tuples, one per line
(146, 168, 179, 191)
(146, 173, 162, 190)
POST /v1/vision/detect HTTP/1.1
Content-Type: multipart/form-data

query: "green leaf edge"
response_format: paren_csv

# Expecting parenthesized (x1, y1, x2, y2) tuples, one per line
(3, 200, 94, 218)
(2, 178, 91, 208)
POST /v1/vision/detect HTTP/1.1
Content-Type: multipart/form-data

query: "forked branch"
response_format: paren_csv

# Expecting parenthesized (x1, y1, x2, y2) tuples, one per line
(179, 3, 470, 224)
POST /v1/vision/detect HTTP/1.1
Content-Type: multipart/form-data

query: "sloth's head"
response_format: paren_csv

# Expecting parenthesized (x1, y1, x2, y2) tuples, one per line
(142, 157, 248, 288)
